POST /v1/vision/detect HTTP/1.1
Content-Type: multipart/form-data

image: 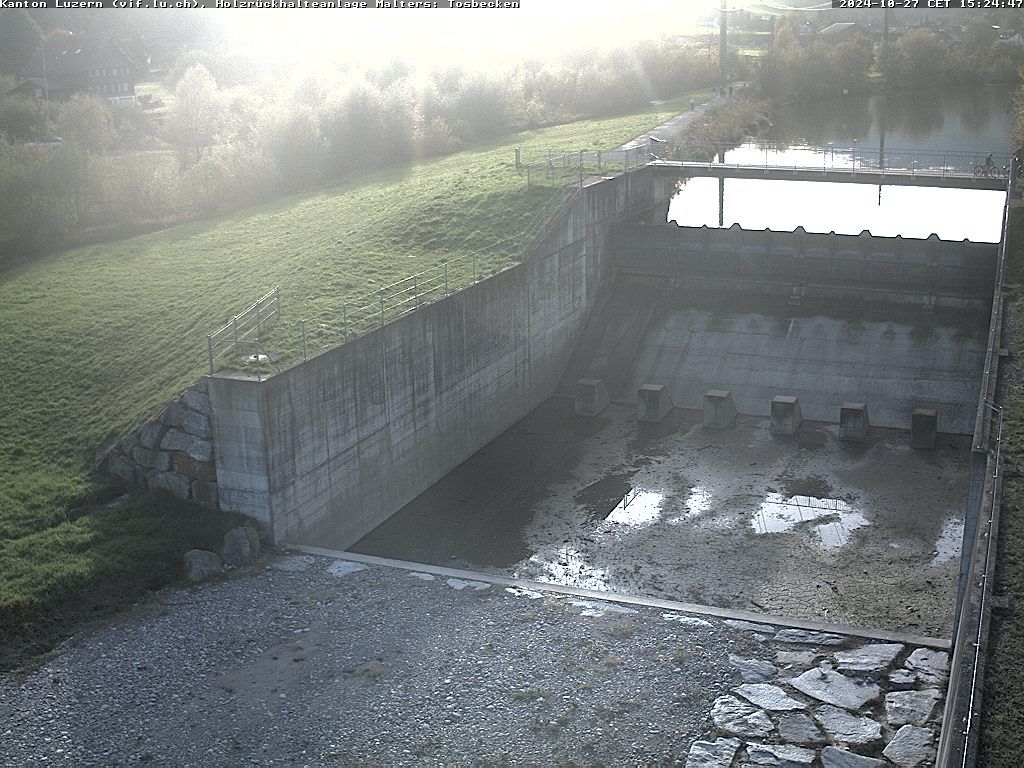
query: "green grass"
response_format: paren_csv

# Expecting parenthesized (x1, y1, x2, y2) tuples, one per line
(981, 208, 1024, 765)
(0, 90, 711, 665)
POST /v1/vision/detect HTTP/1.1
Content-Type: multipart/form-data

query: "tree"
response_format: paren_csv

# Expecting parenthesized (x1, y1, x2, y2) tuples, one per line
(885, 30, 946, 90)
(0, 10, 42, 78)
(164, 63, 223, 168)
(56, 94, 114, 152)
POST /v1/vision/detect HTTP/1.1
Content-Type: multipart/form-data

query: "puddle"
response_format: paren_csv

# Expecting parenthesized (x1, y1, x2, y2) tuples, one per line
(605, 487, 664, 526)
(815, 512, 871, 550)
(931, 518, 965, 565)
(752, 493, 869, 549)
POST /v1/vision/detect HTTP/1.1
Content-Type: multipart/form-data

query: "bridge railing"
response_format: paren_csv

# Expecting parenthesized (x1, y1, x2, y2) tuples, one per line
(520, 145, 654, 188)
(670, 141, 1013, 178)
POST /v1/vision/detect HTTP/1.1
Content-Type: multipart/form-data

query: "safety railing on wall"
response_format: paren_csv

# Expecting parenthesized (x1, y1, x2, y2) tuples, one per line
(935, 178, 1014, 767)
(668, 141, 1014, 179)
(206, 287, 281, 376)
(519, 145, 656, 188)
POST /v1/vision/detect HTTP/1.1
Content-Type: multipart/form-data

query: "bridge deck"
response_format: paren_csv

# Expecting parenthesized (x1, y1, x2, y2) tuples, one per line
(652, 160, 1008, 191)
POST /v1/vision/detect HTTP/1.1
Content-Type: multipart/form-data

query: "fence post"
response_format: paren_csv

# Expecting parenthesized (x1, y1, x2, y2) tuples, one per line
(233, 316, 239, 356)
(474, 253, 479, 282)
(379, 290, 385, 326)
(597, 150, 602, 172)
(301, 320, 307, 361)
(207, 335, 214, 376)
(256, 303, 261, 336)
(515, 146, 521, 172)
(342, 304, 348, 340)
(414, 279, 419, 307)
(444, 262, 449, 295)
(275, 285, 281, 320)
(255, 340, 262, 382)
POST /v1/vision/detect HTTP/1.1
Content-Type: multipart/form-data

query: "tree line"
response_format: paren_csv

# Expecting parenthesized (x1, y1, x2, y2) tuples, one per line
(0, 38, 725, 265)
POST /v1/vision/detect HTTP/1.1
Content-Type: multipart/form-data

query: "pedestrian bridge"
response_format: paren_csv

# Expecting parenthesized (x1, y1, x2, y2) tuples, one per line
(651, 159, 1008, 190)
(652, 143, 1014, 191)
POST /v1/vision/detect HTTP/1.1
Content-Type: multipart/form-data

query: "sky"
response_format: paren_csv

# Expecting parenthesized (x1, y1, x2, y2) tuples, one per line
(217, 0, 729, 65)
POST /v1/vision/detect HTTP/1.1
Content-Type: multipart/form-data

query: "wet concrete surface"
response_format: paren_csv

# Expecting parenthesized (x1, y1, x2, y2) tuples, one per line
(350, 398, 969, 637)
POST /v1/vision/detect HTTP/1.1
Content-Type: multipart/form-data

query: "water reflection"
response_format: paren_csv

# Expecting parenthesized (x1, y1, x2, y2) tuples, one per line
(667, 178, 1004, 242)
(763, 85, 1013, 153)
(606, 487, 664, 526)
(752, 493, 870, 550)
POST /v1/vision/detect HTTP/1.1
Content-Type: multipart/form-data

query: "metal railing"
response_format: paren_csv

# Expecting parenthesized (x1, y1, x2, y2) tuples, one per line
(669, 141, 1014, 178)
(521, 145, 655, 188)
(206, 287, 280, 375)
(935, 185, 1015, 766)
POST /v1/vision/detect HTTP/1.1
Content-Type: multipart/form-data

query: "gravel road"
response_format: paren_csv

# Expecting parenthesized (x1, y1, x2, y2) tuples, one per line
(0, 552, 750, 767)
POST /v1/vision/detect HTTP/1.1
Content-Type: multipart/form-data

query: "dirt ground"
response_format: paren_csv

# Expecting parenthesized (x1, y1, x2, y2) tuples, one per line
(352, 398, 968, 637)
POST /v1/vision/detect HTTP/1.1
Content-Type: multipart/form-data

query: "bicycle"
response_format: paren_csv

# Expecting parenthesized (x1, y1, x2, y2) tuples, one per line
(974, 159, 1008, 178)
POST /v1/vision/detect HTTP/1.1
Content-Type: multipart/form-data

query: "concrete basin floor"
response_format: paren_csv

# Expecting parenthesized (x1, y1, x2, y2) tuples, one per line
(349, 398, 969, 636)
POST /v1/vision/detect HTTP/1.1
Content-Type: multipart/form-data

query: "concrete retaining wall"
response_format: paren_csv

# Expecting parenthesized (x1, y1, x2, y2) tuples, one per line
(613, 224, 997, 306)
(208, 170, 655, 545)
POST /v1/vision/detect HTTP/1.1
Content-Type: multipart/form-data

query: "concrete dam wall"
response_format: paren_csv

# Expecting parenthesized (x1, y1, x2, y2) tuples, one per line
(613, 224, 997, 307)
(207, 171, 656, 546)
(561, 224, 997, 433)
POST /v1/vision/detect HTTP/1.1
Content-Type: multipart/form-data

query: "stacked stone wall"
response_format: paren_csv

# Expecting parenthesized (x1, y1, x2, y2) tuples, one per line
(105, 379, 218, 506)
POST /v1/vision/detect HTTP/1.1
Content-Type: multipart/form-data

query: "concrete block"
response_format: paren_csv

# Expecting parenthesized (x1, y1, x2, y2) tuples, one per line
(703, 390, 737, 430)
(172, 452, 218, 483)
(181, 409, 212, 439)
(575, 378, 610, 416)
(911, 408, 938, 449)
(839, 402, 870, 443)
(637, 384, 672, 423)
(770, 396, 803, 436)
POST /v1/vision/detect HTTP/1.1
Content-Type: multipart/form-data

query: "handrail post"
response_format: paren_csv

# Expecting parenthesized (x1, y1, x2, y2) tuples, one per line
(207, 335, 214, 375)
(342, 303, 348, 340)
(233, 316, 239, 356)
(301, 320, 307, 361)
(379, 290, 385, 326)
(444, 262, 449, 296)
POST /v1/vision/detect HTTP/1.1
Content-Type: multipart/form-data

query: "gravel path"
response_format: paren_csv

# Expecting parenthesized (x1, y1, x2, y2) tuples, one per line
(616, 84, 750, 152)
(1, 552, 747, 767)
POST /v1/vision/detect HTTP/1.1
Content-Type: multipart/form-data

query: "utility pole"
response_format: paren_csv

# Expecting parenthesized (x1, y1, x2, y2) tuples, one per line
(719, 0, 728, 83)
(880, 7, 890, 82)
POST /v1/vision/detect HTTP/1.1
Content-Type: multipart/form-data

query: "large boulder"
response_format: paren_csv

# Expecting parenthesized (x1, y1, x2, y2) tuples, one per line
(222, 526, 261, 567)
(185, 549, 222, 582)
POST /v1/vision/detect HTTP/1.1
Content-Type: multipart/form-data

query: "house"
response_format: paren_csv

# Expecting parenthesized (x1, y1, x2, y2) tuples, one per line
(9, 35, 137, 104)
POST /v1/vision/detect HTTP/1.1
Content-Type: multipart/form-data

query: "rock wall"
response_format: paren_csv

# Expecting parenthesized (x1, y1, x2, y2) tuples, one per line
(104, 379, 218, 506)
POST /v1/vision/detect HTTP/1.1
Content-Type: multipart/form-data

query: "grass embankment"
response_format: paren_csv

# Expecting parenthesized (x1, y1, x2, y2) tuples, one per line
(981, 207, 1024, 764)
(0, 91, 710, 666)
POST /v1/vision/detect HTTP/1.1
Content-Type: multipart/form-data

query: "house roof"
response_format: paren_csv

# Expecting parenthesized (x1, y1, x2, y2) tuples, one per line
(19, 36, 136, 80)
(819, 22, 859, 37)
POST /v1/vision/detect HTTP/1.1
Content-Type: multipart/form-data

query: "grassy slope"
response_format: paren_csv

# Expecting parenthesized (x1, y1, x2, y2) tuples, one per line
(0, 92, 709, 659)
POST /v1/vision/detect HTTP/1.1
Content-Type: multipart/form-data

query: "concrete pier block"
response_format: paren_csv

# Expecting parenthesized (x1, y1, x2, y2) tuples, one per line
(703, 390, 737, 430)
(770, 396, 803, 436)
(911, 408, 938, 449)
(638, 384, 673, 423)
(839, 402, 870, 443)
(575, 378, 610, 417)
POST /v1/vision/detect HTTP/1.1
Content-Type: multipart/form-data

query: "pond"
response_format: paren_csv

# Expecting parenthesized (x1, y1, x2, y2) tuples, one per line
(667, 85, 1014, 240)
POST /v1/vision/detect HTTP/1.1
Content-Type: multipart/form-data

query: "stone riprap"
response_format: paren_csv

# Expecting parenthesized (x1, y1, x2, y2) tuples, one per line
(103, 379, 218, 507)
(685, 626, 947, 767)
(1, 551, 949, 766)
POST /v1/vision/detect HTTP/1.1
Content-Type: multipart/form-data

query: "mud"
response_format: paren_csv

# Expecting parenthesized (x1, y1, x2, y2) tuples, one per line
(351, 398, 968, 636)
